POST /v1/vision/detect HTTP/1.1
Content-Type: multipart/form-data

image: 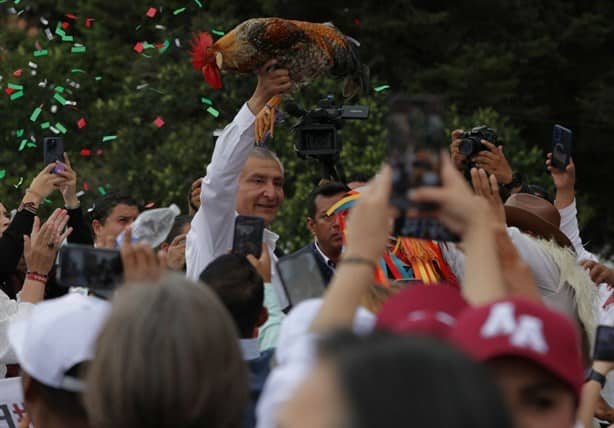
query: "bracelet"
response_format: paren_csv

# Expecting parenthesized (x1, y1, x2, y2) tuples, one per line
(18, 202, 38, 215)
(340, 257, 377, 270)
(26, 272, 48, 284)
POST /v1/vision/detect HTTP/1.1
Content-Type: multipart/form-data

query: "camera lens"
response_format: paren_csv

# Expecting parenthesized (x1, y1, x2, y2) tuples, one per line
(458, 139, 475, 157)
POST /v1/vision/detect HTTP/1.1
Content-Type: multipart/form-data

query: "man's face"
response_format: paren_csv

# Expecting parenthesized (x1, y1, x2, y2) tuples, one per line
(307, 193, 345, 256)
(93, 204, 140, 245)
(236, 156, 284, 226)
(0, 203, 10, 236)
(488, 357, 576, 428)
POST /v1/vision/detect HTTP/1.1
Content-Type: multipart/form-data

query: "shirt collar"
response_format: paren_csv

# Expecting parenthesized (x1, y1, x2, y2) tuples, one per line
(240, 338, 261, 361)
(264, 228, 279, 249)
(314, 241, 335, 269)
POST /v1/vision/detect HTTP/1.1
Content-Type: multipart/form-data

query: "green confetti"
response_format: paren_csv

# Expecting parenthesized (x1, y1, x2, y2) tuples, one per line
(61, 35, 74, 42)
(206, 106, 220, 118)
(18, 139, 28, 151)
(194, 0, 203, 7)
(14, 177, 23, 188)
(16, 129, 24, 137)
(95, 76, 103, 81)
(71, 45, 86, 54)
(135, 24, 142, 31)
(71, 69, 87, 74)
(158, 39, 170, 54)
(173, 7, 186, 15)
(142, 42, 155, 50)
(30, 106, 42, 122)
(374, 84, 391, 92)
(0, 170, 5, 180)
(53, 93, 68, 105)
(55, 123, 68, 134)
(33, 49, 49, 57)
(211, 29, 225, 36)
(55, 23, 65, 37)
(201, 97, 212, 105)
(97, 186, 107, 196)
(102, 135, 117, 143)
(43, 198, 52, 205)
(10, 91, 24, 101)
(8, 83, 23, 90)
(55, 86, 65, 93)
(40, 122, 50, 129)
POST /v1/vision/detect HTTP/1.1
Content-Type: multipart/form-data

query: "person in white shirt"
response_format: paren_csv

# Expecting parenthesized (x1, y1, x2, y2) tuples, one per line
(186, 60, 291, 305)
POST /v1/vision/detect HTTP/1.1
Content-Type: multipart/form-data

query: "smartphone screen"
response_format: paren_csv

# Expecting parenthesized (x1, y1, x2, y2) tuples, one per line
(232, 215, 265, 258)
(594, 325, 614, 362)
(551, 124, 572, 170)
(57, 244, 123, 291)
(277, 250, 327, 308)
(387, 94, 459, 242)
(43, 137, 65, 173)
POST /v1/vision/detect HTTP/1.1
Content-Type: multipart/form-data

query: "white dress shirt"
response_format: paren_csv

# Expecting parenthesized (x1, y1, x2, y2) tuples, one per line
(186, 103, 289, 308)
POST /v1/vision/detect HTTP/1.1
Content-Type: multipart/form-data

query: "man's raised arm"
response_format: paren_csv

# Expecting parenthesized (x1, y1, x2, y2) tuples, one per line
(186, 61, 291, 280)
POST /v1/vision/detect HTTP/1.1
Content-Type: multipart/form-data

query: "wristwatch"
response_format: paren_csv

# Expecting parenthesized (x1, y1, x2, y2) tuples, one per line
(586, 368, 607, 388)
(501, 172, 523, 192)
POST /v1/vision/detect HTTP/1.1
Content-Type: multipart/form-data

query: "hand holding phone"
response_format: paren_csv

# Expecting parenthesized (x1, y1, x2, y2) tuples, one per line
(232, 215, 265, 258)
(57, 244, 124, 292)
(43, 137, 65, 173)
(594, 325, 614, 362)
(551, 124, 572, 171)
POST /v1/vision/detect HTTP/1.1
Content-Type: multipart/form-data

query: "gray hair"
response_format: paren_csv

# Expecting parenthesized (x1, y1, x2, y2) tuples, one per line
(249, 146, 285, 176)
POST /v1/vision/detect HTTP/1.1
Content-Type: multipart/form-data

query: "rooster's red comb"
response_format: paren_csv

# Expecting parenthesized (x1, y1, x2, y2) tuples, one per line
(189, 32, 214, 71)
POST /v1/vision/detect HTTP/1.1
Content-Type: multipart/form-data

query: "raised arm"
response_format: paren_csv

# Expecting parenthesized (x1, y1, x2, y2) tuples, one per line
(186, 61, 291, 280)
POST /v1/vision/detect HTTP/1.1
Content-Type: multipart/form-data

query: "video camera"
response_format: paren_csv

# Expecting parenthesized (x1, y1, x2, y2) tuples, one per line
(285, 96, 369, 181)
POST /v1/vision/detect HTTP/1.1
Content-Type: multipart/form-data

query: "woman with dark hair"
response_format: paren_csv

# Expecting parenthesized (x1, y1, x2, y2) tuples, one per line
(278, 330, 512, 428)
(85, 275, 249, 428)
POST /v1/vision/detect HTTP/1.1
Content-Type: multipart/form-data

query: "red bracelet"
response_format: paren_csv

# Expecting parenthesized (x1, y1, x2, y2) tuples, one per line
(26, 272, 48, 284)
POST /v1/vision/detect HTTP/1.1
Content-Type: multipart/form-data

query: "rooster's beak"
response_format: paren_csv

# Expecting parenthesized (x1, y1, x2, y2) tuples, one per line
(215, 52, 224, 70)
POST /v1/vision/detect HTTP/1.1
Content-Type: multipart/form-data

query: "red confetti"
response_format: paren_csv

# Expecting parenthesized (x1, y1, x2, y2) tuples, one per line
(153, 116, 165, 128)
(65, 13, 78, 20)
(85, 18, 95, 28)
(12, 69, 22, 77)
(146, 7, 157, 18)
(83, 181, 89, 191)
(354, 18, 361, 26)
(61, 21, 70, 30)
(133, 42, 144, 53)
(35, 41, 42, 50)
(145, 202, 155, 208)
(77, 118, 87, 129)
(4, 88, 14, 96)
(80, 148, 91, 157)
(96, 149, 104, 156)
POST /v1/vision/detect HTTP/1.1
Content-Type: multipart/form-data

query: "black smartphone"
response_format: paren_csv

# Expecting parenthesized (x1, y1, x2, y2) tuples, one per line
(232, 215, 265, 258)
(387, 94, 459, 242)
(594, 325, 614, 362)
(276, 250, 326, 308)
(43, 137, 65, 173)
(57, 244, 123, 292)
(551, 124, 572, 170)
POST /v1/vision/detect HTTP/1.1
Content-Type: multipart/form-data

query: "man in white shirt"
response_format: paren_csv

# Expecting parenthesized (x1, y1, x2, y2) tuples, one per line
(186, 60, 291, 305)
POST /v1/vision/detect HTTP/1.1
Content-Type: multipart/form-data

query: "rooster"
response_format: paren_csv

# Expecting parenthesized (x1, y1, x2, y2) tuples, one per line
(189, 17, 369, 142)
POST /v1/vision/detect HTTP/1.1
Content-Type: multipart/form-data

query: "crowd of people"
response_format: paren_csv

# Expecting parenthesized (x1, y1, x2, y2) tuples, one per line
(1, 60, 614, 428)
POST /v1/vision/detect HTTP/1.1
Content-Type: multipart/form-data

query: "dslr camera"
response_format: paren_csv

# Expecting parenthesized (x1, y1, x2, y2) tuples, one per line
(458, 125, 498, 157)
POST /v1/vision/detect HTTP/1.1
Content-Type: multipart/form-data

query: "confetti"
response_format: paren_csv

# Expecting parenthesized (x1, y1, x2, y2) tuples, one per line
(194, 0, 203, 7)
(30, 106, 43, 122)
(201, 97, 212, 105)
(173, 7, 186, 15)
(145, 202, 155, 208)
(97, 186, 107, 196)
(158, 39, 170, 54)
(374, 84, 391, 92)
(12, 69, 22, 77)
(206, 106, 220, 117)
(55, 123, 67, 134)
(65, 13, 78, 21)
(33, 49, 48, 57)
(80, 148, 91, 157)
(10, 91, 24, 101)
(76, 190, 85, 198)
(16, 129, 24, 137)
(0, 170, 5, 180)
(13, 177, 24, 188)
(82, 181, 89, 191)
(153, 116, 165, 128)
(71, 45, 86, 54)
(77, 118, 87, 129)
(102, 135, 117, 142)
(146, 7, 157, 18)
(85, 18, 94, 28)
(133, 42, 144, 53)
(8, 83, 23, 90)
(40, 122, 50, 129)
(71, 69, 87, 74)
(53, 93, 68, 105)
(211, 29, 225, 36)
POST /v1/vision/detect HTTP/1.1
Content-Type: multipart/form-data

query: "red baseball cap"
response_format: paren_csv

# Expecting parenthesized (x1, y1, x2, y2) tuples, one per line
(450, 298, 584, 401)
(376, 283, 469, 338)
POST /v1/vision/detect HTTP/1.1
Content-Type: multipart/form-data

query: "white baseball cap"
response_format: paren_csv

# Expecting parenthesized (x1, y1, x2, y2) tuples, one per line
(8, 293, 111, 392)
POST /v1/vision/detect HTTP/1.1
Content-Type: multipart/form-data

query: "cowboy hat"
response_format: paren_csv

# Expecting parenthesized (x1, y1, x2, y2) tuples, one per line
(504, 193, 572, 249)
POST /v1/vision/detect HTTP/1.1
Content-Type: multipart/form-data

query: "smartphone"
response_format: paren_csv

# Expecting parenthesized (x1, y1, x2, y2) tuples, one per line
(232, 215, 265, 258)
(594, 325, 614, 362)
(551, 124, 572, 170)
(43, 137, 65, 173)
(387, 94, 459, 242)
(276, 250, 327, 308)
(57, 244, 123, 292)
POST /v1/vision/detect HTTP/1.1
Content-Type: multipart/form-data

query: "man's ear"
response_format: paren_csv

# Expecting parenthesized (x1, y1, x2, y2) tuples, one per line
(306, 217, 316, 236)
(256, 307, 269, 328)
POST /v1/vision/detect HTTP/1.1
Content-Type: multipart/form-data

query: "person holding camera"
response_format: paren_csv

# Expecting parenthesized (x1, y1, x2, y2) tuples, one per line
(186, 59, 291, 309)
